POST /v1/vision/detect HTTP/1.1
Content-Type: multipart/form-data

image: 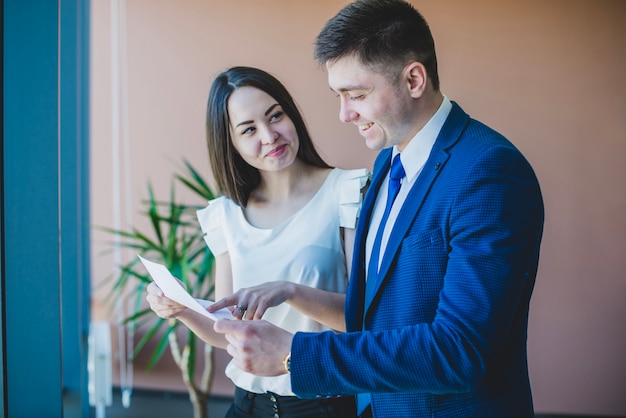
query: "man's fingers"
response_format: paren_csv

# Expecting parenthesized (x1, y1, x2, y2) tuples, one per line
(214, 318, 264, 338)
(213, 318, 239, 335)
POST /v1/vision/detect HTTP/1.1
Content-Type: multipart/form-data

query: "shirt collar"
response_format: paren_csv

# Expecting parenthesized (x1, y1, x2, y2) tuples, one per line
(393, 95, 452, 182)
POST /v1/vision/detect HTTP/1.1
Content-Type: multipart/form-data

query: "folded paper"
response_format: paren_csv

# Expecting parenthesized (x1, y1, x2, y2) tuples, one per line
(138, 254, 233, 321)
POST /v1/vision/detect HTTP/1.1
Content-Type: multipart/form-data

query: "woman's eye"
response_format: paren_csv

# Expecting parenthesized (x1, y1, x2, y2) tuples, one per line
(269, 111, 284, 122)
(241, 126, 255, 135)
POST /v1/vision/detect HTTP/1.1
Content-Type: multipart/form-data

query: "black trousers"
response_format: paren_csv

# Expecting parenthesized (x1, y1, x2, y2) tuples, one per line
(226, 386, 357, 418)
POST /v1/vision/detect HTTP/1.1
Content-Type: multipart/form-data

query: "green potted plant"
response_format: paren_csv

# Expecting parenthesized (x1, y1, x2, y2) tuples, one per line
(101, 161, 217, 418)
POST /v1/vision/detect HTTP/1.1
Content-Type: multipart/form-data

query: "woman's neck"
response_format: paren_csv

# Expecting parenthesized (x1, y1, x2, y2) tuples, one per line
(253, 160, 316, 203)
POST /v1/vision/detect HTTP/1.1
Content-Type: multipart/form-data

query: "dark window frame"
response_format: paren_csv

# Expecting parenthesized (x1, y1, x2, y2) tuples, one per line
(2, 1, 91, 416)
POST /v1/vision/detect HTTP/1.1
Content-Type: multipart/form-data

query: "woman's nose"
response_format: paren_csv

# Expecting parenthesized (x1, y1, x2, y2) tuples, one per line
(260, 126, 278, 144)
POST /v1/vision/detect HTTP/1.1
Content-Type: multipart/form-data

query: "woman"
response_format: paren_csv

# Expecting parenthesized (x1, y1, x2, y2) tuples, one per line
(146, 66, 368, 417)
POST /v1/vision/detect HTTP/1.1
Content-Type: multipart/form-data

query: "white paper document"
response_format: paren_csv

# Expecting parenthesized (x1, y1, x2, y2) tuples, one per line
(138, 254, 233, 321)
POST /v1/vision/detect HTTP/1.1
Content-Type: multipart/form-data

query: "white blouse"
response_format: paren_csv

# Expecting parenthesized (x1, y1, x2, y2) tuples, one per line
(196, 167, 369, 395)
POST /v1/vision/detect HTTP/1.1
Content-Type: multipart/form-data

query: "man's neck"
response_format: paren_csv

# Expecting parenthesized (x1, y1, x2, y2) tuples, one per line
(417, 90, 444, 129)
(398, 90, 445, 152)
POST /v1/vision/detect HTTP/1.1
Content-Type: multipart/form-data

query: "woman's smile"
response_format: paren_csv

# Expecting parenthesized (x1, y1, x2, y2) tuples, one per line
(266, 144, 287, 158)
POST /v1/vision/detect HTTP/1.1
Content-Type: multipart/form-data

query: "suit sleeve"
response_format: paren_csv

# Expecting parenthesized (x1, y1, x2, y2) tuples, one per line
(290, 143, 544, 397)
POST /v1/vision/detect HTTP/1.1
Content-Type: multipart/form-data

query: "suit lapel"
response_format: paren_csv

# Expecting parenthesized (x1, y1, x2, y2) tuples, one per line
(362, 149, 450, 313)
(346, 149, 392, 331)
(362, 102, 470, 318)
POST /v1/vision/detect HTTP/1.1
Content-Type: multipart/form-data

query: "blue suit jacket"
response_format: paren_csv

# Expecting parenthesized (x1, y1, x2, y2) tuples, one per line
(291, 102, 544, 417)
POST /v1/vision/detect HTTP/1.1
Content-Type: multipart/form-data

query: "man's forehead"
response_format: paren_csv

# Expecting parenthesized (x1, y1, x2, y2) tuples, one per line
(326, 59, 385, 92)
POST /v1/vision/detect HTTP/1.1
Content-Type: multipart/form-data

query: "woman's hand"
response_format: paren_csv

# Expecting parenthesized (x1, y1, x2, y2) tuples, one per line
(145, 281, 187, 319)
(208, 281, 295, 320)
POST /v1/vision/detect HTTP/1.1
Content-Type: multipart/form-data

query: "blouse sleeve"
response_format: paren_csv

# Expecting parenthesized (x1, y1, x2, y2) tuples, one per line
(196, 197, 228, 256)
(337, 168, 370, 229)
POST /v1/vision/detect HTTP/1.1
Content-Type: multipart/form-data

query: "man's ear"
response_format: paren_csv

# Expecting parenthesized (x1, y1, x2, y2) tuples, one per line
(405, 62, 427, 98)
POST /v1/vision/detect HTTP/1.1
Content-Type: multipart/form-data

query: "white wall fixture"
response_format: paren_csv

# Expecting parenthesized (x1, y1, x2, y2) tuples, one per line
(109, 0, 135, 407)
(88, 321, 112, 418)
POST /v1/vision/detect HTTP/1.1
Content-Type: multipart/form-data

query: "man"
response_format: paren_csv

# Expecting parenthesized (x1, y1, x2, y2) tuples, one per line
(214, 1, 544, 416)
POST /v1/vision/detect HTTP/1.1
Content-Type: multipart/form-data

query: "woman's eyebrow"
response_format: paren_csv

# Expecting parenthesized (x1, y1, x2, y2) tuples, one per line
(264, 103, 280, 116)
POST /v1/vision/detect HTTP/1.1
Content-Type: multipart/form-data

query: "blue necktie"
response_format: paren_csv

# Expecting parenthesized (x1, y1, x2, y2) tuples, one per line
(357, 153, 405, 415)
(365, 153, 405, 299)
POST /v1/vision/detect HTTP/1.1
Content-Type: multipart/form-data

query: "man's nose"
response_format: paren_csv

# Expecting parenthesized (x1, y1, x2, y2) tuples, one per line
(339, 100, 358, 123)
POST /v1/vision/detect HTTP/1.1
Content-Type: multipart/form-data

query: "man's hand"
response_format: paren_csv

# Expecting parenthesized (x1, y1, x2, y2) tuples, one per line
(214, 319, 293, 376)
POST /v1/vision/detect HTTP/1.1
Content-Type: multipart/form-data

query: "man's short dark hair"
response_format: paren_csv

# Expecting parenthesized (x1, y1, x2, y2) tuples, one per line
(314, 0, 440, 91)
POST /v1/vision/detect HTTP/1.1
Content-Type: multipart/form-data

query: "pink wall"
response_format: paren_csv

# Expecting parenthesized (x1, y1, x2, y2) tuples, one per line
(90, 1, 626, 415)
